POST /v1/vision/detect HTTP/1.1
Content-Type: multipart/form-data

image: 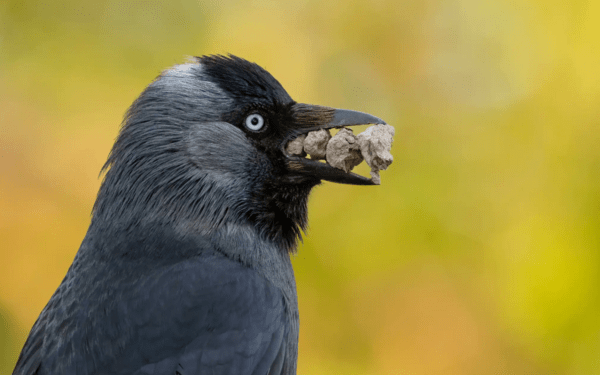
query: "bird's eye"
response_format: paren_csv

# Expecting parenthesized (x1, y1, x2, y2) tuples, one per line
(245, 114, 265, 131)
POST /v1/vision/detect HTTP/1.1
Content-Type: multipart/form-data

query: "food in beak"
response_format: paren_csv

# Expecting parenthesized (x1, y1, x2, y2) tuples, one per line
(285, 134, 307, 156)
(356, 124, 395, 185)
(325, 128, 363, 173)
(303, 129, 331, 160)
(286, 124, 395, 184)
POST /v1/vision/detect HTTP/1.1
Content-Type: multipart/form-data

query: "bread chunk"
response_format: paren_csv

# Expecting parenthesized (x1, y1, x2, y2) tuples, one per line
(356, 124, 395, 185)
(325, 128, 363, 173)
(303, 129, 331, 160)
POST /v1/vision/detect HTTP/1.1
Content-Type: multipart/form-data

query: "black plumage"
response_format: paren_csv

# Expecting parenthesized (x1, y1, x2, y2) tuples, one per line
(13, 55, 385, 375)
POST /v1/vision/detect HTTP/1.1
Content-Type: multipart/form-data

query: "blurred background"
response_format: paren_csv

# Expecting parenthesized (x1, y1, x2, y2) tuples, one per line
(1, 0, 599, 373)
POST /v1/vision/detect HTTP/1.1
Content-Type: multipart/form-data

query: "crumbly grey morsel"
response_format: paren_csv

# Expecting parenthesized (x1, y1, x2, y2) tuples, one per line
(303, 129, 331, 160)
(356, 124, 394, 185)
(325, 128, 363, 173)
(285, 134, 306, 156)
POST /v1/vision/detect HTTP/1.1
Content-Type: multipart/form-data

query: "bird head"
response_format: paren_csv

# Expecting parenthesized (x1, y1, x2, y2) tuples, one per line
(93, 55, 386, 252)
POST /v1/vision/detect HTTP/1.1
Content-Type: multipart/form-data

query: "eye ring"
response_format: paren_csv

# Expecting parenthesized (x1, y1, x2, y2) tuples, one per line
(244, 113, 265, 131)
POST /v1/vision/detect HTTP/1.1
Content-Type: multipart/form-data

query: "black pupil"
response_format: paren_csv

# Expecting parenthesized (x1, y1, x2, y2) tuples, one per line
(251, 117, 259, 125)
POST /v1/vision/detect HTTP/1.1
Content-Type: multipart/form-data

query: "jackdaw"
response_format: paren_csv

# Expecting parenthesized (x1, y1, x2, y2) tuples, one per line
(13, 55, 386, 375)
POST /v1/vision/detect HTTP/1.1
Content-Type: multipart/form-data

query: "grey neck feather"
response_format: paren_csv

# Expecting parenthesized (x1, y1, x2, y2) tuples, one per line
(93, 63, 250, 235)
(209, 221, 299, 373)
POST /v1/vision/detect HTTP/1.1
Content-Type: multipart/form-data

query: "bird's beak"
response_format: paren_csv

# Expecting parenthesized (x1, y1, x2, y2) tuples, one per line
(282, 103, 387, 185)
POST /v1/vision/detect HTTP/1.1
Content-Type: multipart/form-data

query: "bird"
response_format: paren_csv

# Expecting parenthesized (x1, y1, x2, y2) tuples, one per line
(13, 54, 386, 375)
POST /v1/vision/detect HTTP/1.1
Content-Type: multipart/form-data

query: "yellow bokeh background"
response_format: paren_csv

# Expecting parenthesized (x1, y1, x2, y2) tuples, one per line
(1, 1, 599, 373)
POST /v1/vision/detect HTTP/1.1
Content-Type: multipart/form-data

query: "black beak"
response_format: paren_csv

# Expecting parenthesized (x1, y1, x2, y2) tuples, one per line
(282, 103, 387, 185)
